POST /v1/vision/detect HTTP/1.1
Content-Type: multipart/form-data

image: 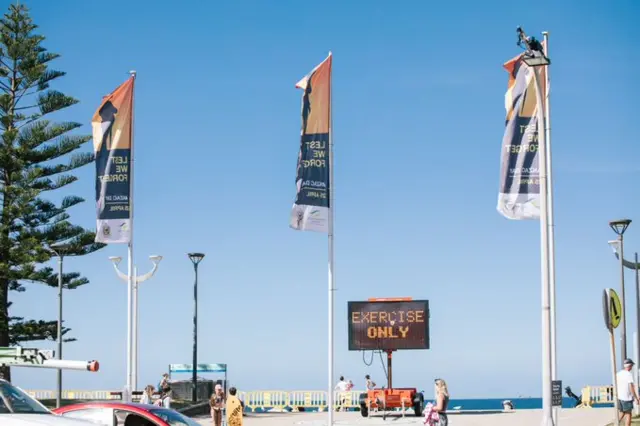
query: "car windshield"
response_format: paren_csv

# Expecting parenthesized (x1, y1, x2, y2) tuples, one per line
(0, 381, 50, 414)
(148, 408, 201, 426)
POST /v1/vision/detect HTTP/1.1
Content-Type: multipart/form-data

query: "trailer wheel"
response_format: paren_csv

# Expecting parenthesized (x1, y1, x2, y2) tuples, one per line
(360, 404, 368, 417)
(358, 392, 368, 405)
(413, 392, 424, 417)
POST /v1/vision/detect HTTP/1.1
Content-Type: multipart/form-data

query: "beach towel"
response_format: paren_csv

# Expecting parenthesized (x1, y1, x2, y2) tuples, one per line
(423, 403, 439, 425)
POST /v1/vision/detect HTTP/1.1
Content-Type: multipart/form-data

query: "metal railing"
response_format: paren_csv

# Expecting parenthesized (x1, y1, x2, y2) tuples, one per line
(27, 387, 622, 411)
(25, 389, 366, 411)
(578, 386, 614, 407)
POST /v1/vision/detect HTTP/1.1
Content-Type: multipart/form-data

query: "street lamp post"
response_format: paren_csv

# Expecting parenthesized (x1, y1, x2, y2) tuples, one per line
(517, 27, 554, 426)
(608, 239, 639, 408)
(109, 255, 162, 399)
(49, 242, 72, 409)
(610, 219, 632, 362)
(188, 252, 205, 403)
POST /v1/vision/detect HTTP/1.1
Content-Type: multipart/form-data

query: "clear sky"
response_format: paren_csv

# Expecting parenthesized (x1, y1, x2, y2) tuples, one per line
(8, 0, 640, 399)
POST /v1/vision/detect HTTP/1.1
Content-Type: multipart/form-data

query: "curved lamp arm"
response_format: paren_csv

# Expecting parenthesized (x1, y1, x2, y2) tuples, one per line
(138, 257, 162, 283)
(108, 256, 162, 283)
(609, 241, 640, 270)
(109, 260, 129, 282)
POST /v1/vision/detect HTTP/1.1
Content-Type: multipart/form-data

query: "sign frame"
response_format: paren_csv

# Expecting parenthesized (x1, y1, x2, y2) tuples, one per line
(347, 299, 430, 351)
(169, 363, 227, 374)
(603, 289, 611, 330)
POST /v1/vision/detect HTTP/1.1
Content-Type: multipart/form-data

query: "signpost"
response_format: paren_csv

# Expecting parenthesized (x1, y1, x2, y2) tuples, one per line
(348, 297, 429, 418)
(551, 380, 563, 407)
(603, 288, 622, 426)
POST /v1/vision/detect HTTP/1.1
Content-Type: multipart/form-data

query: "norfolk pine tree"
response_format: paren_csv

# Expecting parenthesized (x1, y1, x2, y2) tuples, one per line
(0, 4, 104, 380)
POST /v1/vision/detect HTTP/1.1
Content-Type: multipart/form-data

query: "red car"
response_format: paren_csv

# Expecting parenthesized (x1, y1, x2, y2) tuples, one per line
(53, 402, 202, 426)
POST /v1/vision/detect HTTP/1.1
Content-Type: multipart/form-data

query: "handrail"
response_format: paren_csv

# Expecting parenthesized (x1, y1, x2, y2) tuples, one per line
(25, 389, 367, 411)
(578, 385, 614, 408)
(26, 387, 618, 411)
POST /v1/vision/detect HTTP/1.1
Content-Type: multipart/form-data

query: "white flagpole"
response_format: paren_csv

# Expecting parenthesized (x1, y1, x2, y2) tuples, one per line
(132, 266, 138, 393)
(327, 51, 335, 426)
(126, 70, 137, 402)
(542, 31, 558, 425)
(531, 65, 554, 426)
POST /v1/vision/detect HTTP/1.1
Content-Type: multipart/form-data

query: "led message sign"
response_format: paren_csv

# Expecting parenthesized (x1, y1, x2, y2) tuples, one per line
(347, 300, 430, 351)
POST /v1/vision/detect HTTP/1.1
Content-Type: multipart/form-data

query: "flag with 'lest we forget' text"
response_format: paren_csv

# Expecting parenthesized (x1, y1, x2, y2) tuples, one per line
(93, 76, 134, 243)
(497, 48, 547, 220)
(289, 53, 332, 233)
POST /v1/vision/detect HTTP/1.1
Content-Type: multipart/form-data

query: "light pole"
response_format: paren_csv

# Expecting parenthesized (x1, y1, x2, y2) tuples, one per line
(608, 239, 639, 405)
(188, 252, 205, 403)
(49, 242, 72, 409)
(109, 255, 162, 398)
(610, 219, 632, 362)
(517, 27, 554, 426)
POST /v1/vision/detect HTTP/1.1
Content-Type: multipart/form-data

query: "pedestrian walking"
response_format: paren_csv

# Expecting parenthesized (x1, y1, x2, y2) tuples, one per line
(617, 359, 640, 426)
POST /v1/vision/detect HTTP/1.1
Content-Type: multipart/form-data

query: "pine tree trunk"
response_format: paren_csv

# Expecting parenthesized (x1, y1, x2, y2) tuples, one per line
(0, 280, 9, 382)
(0, 193, 11, 382)
(0, 59, 16, 383)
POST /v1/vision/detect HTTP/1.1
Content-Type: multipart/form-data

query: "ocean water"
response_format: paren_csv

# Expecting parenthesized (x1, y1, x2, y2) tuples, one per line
(443, 397, 592, 410)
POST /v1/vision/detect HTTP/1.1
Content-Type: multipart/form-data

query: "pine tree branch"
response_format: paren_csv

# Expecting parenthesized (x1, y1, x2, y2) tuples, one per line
(0, 3, 103, 361)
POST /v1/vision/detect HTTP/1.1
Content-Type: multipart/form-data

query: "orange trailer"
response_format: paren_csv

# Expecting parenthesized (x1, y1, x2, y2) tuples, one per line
(357, 350, 424, 417)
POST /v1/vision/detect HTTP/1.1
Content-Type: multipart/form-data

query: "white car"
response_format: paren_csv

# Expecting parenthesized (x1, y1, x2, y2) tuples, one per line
(0, 379, 93, 425)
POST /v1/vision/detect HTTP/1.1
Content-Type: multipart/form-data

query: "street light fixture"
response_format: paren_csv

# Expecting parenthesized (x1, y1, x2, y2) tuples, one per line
(188, 252, 205, 403)
(610, 219, 632, 362)
(610, 219, 632, 236)
(49, 242, 73, 409)
(517, 27, 551, 67)
(109, 254, 162, 398)
(522, 51, 550, 67)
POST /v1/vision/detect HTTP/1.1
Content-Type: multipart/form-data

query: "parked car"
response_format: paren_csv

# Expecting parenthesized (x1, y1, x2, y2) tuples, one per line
(0, 379, 93, 425)
(53, 402, 202, 426)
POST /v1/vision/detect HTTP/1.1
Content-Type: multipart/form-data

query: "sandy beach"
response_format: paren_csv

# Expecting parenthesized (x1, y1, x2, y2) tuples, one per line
(194, 408, 615, 426)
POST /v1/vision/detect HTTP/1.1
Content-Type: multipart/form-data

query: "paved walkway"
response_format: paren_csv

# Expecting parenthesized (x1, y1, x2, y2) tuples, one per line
(194, 408, 615, 426)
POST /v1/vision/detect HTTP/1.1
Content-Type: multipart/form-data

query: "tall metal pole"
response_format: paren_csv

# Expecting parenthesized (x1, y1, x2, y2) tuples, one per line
(327, 51, 335, 425)
(531, 64, 554, 426)
(132, 266, 138, 393)
(542, 31, 558, 426)
(635, 328, 640, 416)
(125, 70, 137, 402)
(632, 252, 640, 404)
(620, 234, 628, 361)
(125, 253, 133, 401)
(192, 262, 199, 403)
(56, 254, 63, 409)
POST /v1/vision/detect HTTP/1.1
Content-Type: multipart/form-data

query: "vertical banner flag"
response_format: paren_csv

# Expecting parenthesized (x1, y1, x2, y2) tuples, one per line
(290, 53, 332, 232)
(93, 76, 134, 243)
(497, 51, 547, 220)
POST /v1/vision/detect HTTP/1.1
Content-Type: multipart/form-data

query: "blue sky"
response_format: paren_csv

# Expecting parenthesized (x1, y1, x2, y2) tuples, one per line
(8, 0, 640, 398)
